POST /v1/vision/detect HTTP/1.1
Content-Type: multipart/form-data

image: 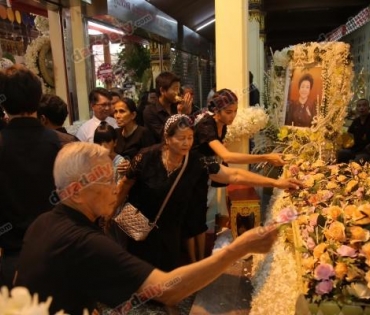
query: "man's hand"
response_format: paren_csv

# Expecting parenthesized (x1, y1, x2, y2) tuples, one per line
(177, 92, 193, 115)
(274, 178, 304, 190)
(117, 159, 130, 175)
(266, 153, 286, 166)
(236, 223, 279, 254)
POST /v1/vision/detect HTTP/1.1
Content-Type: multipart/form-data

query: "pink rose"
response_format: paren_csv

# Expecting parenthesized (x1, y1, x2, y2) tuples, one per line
(337, 245, 357, 258)
(314, 263, 335, 280)
(276, 207, 297, 223)
(307, 237, 316, 250)
(309, 213, 319, 226)
(289, 165, 300, 176)
(315, 280, 333, 295)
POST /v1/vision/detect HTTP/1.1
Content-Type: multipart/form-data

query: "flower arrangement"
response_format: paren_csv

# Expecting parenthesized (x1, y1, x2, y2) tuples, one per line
(284, 160, 370, 312)
(224, 105, 269, 144)
(0, 58, 14, 70)
(24, 35, 54, 94)
(257, 42, 353, 163)
(97, 63, 115, 85)
(0, 286, 73, 314)
(34, 15, 49, 34)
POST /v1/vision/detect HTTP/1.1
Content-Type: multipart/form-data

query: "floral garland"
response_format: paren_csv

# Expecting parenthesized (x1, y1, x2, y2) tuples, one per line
(24, 35, 54, 94)
(224, 105, 269, 144)
(256, 42, 353, 163)
(34, 15, 49, 34)
(250, 189, 300, 315)
(0, 286, 77, 314)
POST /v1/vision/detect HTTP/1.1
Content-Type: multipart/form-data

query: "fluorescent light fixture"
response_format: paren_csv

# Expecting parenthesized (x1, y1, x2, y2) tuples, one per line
(88, 29, 103, 35)
(156, 15, 177, 24)
(88, 21, 124, 35)
(196, 18, 215, 31)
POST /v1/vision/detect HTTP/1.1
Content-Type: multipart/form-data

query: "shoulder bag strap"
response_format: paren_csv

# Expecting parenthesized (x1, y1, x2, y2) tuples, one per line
(152, 153, 189, 226)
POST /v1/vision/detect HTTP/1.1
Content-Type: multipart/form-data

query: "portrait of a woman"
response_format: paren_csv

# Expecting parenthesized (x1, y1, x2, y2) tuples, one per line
(285, 73, 317, 127)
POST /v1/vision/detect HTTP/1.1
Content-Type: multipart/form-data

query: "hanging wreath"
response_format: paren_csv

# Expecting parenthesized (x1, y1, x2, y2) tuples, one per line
(24, 35, 55, 93)
(97, 63, 115, 84)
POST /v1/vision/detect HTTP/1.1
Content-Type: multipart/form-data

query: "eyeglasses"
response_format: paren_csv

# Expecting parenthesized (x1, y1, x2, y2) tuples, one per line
(94, 102, 112, 109)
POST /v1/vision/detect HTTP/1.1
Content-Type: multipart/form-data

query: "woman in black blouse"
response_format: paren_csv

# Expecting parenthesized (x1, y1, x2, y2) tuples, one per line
(116, 114, 302, 271)
(187, 89, 287, 262)
(114, 98, 155, 160)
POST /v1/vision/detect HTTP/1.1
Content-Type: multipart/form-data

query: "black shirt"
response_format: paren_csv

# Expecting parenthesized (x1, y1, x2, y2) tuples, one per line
(348, 114, 370, 152)
(143, 102, 177, 143)
(114, 126, 155, 160)
(0, 117, 73, 250)
(16, 204, 154, 314)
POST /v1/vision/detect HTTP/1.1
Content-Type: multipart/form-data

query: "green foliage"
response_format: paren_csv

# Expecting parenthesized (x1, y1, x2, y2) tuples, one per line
(3, 52, 15, 63)
(117, 43, 150, 82)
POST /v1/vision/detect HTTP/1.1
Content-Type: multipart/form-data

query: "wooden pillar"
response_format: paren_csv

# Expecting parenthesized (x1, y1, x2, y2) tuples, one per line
(70, 0, 90, 120)
(215, 0, 249, 216)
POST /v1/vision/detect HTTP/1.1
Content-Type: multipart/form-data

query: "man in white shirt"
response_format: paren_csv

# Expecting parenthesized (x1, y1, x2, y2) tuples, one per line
(76, 88, 118, 142)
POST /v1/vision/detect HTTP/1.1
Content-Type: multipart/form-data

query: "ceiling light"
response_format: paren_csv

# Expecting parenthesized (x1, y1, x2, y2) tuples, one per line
(88, 29, 103, 35)
(88, 21, 124, 35)
(196, 18, 215, 31)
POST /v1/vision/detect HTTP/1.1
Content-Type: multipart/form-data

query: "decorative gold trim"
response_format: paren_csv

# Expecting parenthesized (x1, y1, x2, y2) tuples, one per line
(249, 10, 261, 23)
(230, 201, 260, 240)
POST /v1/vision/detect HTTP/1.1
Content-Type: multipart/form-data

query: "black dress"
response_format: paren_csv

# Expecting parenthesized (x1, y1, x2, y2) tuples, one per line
(114, 126, 155, 160)
(124, 144, 220, 271)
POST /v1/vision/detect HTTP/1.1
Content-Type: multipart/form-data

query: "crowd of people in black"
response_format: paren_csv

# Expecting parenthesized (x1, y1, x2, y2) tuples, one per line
(1, 64, 366, 314)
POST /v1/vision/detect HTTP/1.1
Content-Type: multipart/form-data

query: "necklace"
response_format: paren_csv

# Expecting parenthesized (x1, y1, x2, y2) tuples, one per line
(163, 150, 183, 177)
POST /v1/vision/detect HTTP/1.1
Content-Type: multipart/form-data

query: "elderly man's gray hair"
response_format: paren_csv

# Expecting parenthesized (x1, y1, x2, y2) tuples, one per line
(54, 142, 110, 190)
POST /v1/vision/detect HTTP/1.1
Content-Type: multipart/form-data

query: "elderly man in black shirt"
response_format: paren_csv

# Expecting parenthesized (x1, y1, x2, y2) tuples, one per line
(15, 141, 278, 314)
(0, 65, 75, 288)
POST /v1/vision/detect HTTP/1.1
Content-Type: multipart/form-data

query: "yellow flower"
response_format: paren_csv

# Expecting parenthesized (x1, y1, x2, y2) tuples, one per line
(350, 226, 370, 243)
(344, 205, 363, 221)
(350, 161, 362, 171)
(366, 271, 370, 288)
(304, 176, 315, 188)
(345, 180, 358, 194)
(362, 243, 370, 266)
(313, 243, 328, 260)
(319, 252, 332, 264)
(313, 173, 325, 181)
(326, 181, 338, 190)
(310, 132, 320, 142)
(335, 262, 348, 280)
(301, 256, 315, 272)
(337, 175, 347, 182)
(358, 172, 368, 180)
(324, 222, 346, 242)
(278, 127, 289, 140)
(346, 266, 364, 281)
(324, 206, 343, 220)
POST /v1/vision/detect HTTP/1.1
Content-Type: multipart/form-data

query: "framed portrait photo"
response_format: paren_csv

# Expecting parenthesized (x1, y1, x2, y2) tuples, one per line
(284, 67, 323, 128)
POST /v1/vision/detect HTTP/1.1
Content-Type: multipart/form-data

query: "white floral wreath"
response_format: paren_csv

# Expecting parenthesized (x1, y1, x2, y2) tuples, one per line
(24, 35, 55, 94)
